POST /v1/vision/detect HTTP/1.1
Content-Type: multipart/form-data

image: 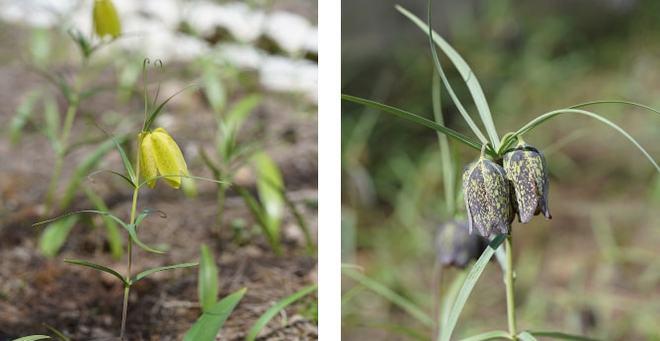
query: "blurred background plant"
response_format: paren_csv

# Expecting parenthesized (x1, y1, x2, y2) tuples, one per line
(342, 0, 660, 340)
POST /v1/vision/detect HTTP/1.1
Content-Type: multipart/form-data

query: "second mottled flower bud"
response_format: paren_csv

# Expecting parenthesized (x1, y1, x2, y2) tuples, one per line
(503, 142, 551, 223)
(462, 158, 514, 238)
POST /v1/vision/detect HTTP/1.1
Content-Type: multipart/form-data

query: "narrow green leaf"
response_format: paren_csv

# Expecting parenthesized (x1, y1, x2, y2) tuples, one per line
(426, 4, 489, 145)
(342, 94, 486, 153)
(132, 262, 198, 284)
(110, 134, 136, 185)
(34, 209, 127, 229)
(41, 323, 70, 341)
(125, 223, 166, 254)
(64, 258, 127, 286)
(398, 5, 500, 148)
(439, 234, 506, 341)
(83, 186, 123, 260)
(61, 138, 117, 208)
(515, 108, 660, 172)
(38, 216, 78, 257)
(432, 74, 456, 215)
(343, 267, 433, 327)
(202, 62, 226, 113)
(199, 244, 219, 312)
(226, 94, 261, 128)
(237, 186, 282, 255)
(568, 100, 660, 116)
(517, 331, 538, 341)
(184, 288, 247, 341)
(253, 152, 285, 241)
(12, 336, 51, 341)
(528, 331, 600, 341)
(9, 90, 42, 145)
(143, 84, 198, 131)
(245, 285, 317, 341)
(459, 330, 511, 341)
(133, 208, 167, 228)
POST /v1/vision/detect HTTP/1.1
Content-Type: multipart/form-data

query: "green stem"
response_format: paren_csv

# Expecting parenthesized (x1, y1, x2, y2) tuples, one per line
(120, 186, 139, 340)
(504, 234, 517, 340)
(44, 100, 79, 212)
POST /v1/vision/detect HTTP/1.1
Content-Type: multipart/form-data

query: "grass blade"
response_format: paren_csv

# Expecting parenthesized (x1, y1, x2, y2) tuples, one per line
(515, 108, 659, 172)
(132, 262, 198, 284)
(440, 234, 506, 341)
(398, 5, 500, 148)
(64, 259, 126, 286)
(184, 288, 247, 341)
(199, 244, 219, 312)
(253, 152, 285, 244)
(458, 330, 511, 341)
(11, 336, 51, 341)
(440, 270, 467, 328)
(245, 284, 317, 341)
(426, 2, 489, 145)
(343, 267, 434, 327)
(342, 94, 486, 153)
(527, 331, 600, 341)
(61, 138, 116, 208)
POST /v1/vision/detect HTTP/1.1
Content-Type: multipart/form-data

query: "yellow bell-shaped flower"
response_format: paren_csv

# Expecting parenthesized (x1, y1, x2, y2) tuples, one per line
(139, 128, 189, 189)
(93, 0, 121, 39)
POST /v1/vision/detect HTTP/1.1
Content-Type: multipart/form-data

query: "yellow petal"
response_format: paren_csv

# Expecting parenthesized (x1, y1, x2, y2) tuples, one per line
(150, 128, 189, 189)
(138, 132, 158, 188)
(93, 0, 121, 38)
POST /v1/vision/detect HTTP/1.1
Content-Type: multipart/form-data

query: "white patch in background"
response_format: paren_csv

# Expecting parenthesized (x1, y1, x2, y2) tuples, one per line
(0, 0, 318, 104)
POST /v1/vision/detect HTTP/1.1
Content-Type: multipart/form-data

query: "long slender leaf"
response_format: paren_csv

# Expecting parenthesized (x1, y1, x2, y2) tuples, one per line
(64, 259, 127, 286)
(184, 288, 247, 341)
(528, 331, 600, 341)
(34, 209, 127, 229)
(343, 267, 433, 327)
(253, 152, 285, 244)
(143, 84, 198, 131)
(515, 108, 659, 172)
(237, 186, 282, 255)
(132, 262, 198, 284)
(125, 223, 165, 254)
(342, 94, 487, 153)
(398, 5, 500, 148)
(432, 74, 455, 215)
(199, 244, 219, 312)
(12, 336, 51, 341)
(426, 3, 489, 145)
(110, 134, 136, 184)
(245, 284, 317, 341)
(440, 270, 467, 328)
(459, 331, 511, 341)
(41, 324, 70, 341)
(568, 100, 660, 116)
(38, 216, 78, 257)
(440, 234, 506, 341)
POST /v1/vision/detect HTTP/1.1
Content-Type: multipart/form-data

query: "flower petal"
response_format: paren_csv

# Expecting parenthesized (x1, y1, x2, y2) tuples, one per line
(139, 132, 158, 188)
(93, 0, 121, 38)
(151, 128, 189, 189)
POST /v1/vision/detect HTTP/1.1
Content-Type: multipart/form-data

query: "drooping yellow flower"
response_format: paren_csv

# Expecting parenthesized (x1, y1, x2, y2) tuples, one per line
(139, 128, 189, 189)
(93, 0, 121, 39)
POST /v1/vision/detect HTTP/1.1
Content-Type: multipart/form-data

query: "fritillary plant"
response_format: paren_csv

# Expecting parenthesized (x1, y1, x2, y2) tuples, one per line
(33, 60, 225, 340)
(342, 2, 659, 340)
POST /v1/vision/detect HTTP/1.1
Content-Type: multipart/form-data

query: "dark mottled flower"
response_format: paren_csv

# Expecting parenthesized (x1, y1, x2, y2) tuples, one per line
(435, 220, 487, 269)
(462, 158, 514, 238)
(503, 142, 551, 223)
